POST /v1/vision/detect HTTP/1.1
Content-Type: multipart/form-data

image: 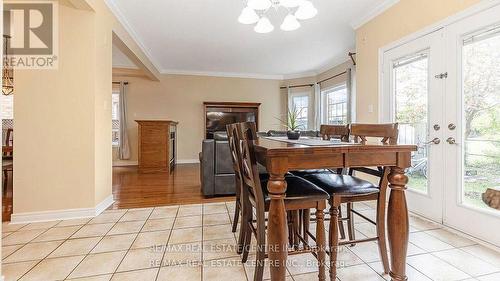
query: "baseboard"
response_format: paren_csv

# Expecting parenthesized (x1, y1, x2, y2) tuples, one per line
(112, 160, 138, 167)
(10, 195, 115, 224)
(177, 159, 200, 164)
(94, 194, 114, 216)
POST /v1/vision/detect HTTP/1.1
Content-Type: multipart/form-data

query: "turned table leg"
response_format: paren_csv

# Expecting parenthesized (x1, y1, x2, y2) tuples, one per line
(267, 172, 288, 281)
(387, 167, 409, 281)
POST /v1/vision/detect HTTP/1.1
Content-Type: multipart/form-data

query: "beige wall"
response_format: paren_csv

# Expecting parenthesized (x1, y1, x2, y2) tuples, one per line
(355, 0, 481, 122)
(112, 75, 283, 163)
(13, 0, 159, 215)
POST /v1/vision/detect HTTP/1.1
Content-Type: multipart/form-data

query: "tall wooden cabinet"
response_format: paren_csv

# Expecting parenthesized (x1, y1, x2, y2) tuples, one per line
(136, 120, 178, 174)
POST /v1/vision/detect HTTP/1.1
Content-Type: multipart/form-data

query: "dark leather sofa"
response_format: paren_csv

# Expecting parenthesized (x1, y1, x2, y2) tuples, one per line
(199, 130, 320, 196)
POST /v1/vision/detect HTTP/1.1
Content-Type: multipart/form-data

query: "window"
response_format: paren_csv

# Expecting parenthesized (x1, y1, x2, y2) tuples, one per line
(321, 84, 348, 124)
(289, 94, 309, 130)
(1, 95, 14, 120)
(112, 91, 120, 146)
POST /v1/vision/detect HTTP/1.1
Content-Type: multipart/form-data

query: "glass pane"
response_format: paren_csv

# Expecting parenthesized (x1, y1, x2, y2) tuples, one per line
(324, 85, 347, 125)
(462, 30, 500, 211)
(393, 53, 429, 193)
(292, 95, 308, 130)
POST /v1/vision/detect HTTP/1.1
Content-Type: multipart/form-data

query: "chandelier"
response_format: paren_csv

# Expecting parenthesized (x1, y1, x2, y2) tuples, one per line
(239, 0, 318, 33)
(3, 35, 14, 96)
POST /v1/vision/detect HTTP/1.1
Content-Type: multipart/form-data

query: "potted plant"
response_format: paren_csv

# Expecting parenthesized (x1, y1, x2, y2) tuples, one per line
(277, 106, 303, 140)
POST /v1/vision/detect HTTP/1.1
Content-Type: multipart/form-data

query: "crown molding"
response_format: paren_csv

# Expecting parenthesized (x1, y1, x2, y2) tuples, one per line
(350, 0, 400, 30)
(282, 71, 317, 80)
(105, 0, 163, 74)
(161, 69, 285, 80)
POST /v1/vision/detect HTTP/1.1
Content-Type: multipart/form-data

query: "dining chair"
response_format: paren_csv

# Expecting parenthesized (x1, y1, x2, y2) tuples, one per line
(226, 123, 257, 254)
(233, 122, 329, 281)
(299, 123, 398, 280)
(290, 124, 351, 242)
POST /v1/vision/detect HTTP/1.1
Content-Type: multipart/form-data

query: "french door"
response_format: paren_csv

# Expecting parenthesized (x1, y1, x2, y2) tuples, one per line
(382, 30, 446, 222)
(444, 6, 500, 246)
(382, 4, 500, 246)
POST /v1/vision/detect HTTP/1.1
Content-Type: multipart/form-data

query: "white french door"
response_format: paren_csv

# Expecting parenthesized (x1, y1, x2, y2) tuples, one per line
(382, 4, 500, 246)
(382, 30, 446, 222)
(444, 5, 500, 246)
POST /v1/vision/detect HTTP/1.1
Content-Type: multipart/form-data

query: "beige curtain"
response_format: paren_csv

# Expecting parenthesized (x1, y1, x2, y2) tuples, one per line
(119, 82, 131, 160)
(313, 83, 321, 130)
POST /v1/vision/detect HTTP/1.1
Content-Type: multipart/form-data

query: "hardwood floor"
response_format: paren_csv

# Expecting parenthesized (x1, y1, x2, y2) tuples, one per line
(111, 164, 233, 209)
(1, 164, 233, 221)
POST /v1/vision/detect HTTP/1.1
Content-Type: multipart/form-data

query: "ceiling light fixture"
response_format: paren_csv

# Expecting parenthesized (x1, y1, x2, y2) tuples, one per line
(239, 0, 317, 33)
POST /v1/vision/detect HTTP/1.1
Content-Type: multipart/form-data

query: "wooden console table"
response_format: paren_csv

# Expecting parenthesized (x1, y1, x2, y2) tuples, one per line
(136, 120, 178, 174)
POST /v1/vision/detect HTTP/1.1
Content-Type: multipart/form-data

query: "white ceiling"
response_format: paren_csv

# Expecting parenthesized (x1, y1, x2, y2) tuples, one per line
(108, 0, 396, 79)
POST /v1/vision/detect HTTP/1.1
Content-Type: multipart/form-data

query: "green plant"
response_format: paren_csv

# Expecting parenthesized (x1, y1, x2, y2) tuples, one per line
(276, 106, 303, 131)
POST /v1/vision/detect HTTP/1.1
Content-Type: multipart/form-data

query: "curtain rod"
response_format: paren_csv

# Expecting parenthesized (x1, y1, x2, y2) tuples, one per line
(317, 70, 347, 84)
(112, 81, 129, 85)
(279, 83, 314, 90)
(280, 70, 347, 90)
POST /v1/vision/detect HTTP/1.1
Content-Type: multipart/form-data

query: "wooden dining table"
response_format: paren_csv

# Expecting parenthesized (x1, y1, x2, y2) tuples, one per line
(254, 137, 417, 281)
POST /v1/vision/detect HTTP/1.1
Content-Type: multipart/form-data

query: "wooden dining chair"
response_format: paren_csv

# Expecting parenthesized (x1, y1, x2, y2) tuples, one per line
(290, 124, 351, 242)
(320, 124, 350, 141)
(226, 123, 257, 254)
(299, 123, 398, 280)
(233, 122, 329, 281)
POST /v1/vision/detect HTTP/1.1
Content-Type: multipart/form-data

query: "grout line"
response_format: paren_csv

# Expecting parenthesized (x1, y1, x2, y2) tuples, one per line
(153, 205, 180, 281)
(13, 221, 89, 281)
(109, 208, 155, 278)
(62, 209, 130, 280)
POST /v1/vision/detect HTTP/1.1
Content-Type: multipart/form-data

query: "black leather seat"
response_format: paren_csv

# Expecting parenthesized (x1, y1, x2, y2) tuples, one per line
(300, 173, 379, 196)
(255, 175, 329, 207)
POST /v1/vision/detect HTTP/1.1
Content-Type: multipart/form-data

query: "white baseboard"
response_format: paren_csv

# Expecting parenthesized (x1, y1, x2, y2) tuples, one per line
(112, 160, 138, 167)
(10, 195, 115, 224)
(94, 194, 114, 216)
(177, 159, 199, 164)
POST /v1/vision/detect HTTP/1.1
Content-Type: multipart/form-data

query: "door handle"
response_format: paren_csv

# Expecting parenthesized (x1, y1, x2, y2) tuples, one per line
(446, 137, 456, 144)
(425, 138, 441, 145)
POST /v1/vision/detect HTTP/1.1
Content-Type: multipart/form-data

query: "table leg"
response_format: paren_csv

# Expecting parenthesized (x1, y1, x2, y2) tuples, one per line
(387, 167, 409, 281)
(267, 173, 288, 281)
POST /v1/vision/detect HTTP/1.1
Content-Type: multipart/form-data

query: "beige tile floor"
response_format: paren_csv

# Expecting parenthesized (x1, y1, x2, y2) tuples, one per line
(2, 202, 500, 281)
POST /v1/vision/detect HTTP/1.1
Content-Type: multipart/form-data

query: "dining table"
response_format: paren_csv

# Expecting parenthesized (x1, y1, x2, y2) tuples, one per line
(254, 137, 417, 281)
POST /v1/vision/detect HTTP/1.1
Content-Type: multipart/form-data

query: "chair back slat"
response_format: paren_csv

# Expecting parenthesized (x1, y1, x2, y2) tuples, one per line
(226, 124, 242, 178)
(350, 123, 399, 144)
(236, 122, 265, 209)
(226, 123, 243, 200)
(320, 124, 350, 142)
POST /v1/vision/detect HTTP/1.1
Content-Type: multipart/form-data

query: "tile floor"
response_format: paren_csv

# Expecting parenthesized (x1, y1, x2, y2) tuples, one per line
(2, 202, 500, 281)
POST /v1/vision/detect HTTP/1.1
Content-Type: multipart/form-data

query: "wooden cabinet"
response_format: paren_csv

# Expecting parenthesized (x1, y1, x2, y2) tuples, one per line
(136, 120, 178, 174)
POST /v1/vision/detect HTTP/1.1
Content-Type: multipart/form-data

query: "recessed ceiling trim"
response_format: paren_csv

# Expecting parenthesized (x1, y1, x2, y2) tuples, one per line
(350, 0, 400, 30)
(105, 0, 163, 73)
(161, 69, 285, 80)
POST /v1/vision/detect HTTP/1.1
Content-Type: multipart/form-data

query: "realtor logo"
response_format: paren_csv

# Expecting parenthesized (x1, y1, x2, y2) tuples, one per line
(3, 1, 58, 69)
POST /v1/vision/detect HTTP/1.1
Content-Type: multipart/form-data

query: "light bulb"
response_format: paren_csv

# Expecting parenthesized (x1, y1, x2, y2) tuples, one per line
(295, 1, 317, 20)
(238, 7, 259, 24)
(254, 17, 274, 33)
(280, 14, 301, 31)
(248, 0, 272, 10)
(280, 0, 301, 8)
